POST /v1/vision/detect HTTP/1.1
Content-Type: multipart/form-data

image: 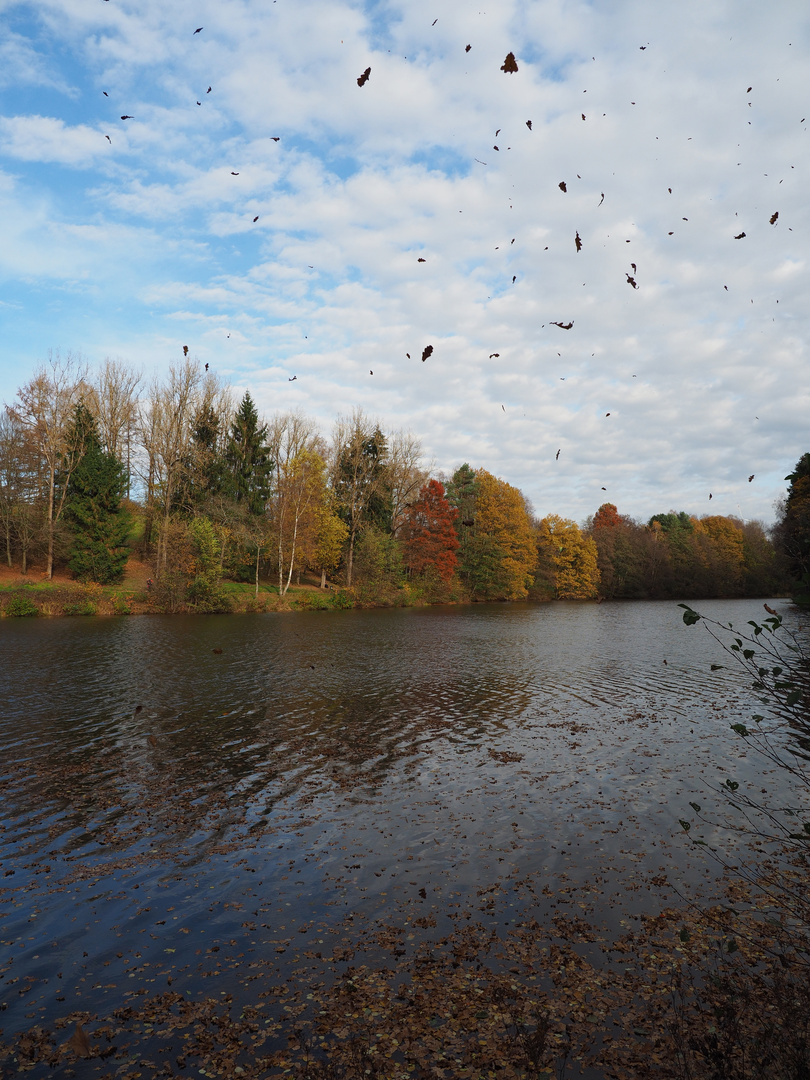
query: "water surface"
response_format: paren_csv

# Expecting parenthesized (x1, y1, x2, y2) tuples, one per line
(0, 598, 798, 1071)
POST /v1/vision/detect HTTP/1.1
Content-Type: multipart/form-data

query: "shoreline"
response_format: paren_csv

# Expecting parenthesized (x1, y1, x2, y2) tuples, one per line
(0, 573, 793, 619)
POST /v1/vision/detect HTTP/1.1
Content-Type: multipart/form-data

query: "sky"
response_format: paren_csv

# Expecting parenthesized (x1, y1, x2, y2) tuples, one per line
(0, 0, 808, 527)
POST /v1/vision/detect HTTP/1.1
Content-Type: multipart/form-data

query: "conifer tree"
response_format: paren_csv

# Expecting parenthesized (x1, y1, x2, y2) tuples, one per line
(223, 392, 273, 515)
(62, 402, 130, 583)
(778, 452, 810, 603)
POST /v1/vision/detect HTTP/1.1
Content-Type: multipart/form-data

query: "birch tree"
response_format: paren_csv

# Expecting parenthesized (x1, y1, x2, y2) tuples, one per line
(267, 411, 323, 595)
(143, 361, 203, 579)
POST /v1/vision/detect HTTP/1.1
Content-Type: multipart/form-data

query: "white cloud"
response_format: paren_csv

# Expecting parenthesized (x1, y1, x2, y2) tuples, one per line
(0, 0, 808, 525)
(0, 115, 112, 165)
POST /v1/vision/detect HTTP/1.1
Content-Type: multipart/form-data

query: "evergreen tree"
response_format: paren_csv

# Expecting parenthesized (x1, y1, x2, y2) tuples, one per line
(778, 452, 810, 603)
(223, 393, 273, 515)
(179, 403, 226, 512)
(445, 463, 479, 584)
(62, 402, 130, 583)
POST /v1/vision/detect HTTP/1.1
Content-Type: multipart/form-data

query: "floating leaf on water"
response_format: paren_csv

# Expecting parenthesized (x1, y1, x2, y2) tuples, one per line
(68, 1022, 92, 1058)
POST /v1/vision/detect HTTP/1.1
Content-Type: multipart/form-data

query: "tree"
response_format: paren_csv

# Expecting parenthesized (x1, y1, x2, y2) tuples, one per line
(266, 412, 323, 595)
(223, 392, 273, 515)
(9, 351, 90, 578)
(312, 494, 349, 588)
(587, 504, 648, 599)
(591, 502, 623, 530)
(463, 470, 536, 600)
(741, 520, 787, 596)
(387, 429, 427, 537)
(0, 408, 41, 570)
(535, 514, 600, 599)
(177, 392, 230, 514)
(403, 479, 459, 581)
(694, 515, 745, 596)
(62, 403, 130, 584)
(331, 410, 392, 586)
(141, 361, 204, 578)
(777, 452, 810, 603)
(92, 358, 141, 496)
(444, 462, 481, 583)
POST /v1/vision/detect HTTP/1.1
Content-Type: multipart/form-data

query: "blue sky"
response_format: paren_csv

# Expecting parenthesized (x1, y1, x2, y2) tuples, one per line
(1, 0, 808, 525)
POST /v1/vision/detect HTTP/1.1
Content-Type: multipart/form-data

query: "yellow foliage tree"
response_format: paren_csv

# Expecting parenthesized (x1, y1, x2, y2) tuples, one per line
(694, 515, 745, 595)
(535, 514, 601, 599)
(466, 470, 536, 599)
(311, 493, 349, 588)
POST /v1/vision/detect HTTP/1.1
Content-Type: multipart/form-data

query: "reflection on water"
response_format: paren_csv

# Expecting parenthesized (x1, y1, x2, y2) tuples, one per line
(0, 598, 801, 1067)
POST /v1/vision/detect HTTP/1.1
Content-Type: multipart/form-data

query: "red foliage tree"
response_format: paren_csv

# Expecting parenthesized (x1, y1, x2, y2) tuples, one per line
(592, 502, 623, 530)
(403, 479, 460, 581)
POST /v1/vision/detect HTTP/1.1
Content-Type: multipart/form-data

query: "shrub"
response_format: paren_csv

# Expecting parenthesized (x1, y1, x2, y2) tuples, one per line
(331, 588, 355, 610)
(4, 594, 39, 617)
(62, 600, 97, 616)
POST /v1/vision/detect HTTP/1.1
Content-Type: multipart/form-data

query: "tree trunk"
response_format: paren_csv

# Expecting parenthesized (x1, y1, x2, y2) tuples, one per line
(320, 569, 326, 589)
(346, 525, 355, 586)
(283, 517, 299, 595)
(46, 464, 55, 579)
(255, 544, 260, 597)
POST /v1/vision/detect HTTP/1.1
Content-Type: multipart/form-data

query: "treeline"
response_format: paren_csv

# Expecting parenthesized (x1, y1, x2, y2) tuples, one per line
(0, 352, 805, 610)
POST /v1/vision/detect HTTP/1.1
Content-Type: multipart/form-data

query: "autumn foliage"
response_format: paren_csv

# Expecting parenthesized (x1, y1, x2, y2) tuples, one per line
(403, 479, 459, 581)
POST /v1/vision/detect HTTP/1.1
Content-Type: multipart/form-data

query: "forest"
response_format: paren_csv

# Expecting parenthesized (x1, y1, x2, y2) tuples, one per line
(1, 351, 808, 614)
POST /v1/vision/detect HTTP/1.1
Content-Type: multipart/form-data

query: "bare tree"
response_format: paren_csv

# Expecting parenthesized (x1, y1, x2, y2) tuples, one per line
(330, 408, 391, 586)
(9, 351, 90, 578)
(387, 428, 427, 536)
(93, 358, 142, 495)
(0, 409, 40, 569)
(141, 361, 204, 579)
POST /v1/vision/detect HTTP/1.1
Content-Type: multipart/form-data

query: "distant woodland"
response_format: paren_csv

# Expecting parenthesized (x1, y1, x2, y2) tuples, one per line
(1, 352, 808, 613)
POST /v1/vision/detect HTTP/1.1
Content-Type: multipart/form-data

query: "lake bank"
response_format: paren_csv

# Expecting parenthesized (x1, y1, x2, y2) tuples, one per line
(0, 565, 793, 619)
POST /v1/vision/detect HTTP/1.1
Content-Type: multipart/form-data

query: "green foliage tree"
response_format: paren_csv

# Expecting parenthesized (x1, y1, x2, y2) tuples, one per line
(777, 452, 810, 604)
(62, 402, 130, 584)
(224, 392, 274, 515)
(445, 463, 478, 575)
(180, 402, 227, 512)
(588, 504, 647, 599)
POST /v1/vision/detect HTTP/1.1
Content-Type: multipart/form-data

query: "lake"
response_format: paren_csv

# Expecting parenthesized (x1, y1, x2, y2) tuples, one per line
(0, 598, 801, 1075)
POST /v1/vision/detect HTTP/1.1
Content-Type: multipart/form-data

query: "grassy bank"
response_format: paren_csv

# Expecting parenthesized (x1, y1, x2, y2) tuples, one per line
(0, 561, 462, 618)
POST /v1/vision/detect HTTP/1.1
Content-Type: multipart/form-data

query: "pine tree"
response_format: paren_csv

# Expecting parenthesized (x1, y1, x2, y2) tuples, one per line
(63, 403, 130, 583)
(223, 393, 273, 515)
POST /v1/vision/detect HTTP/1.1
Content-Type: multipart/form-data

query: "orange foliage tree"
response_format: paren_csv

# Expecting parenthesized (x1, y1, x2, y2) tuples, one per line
(403, 479, 459, 581)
